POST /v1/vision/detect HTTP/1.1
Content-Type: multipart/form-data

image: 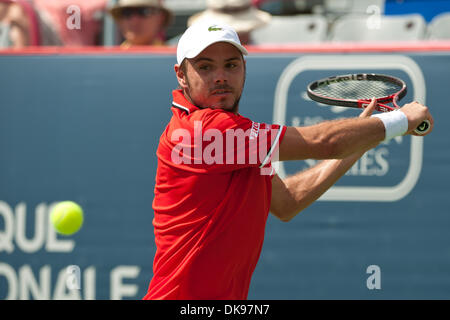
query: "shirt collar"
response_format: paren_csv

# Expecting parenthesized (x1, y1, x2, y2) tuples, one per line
(172, 89, 200, 115)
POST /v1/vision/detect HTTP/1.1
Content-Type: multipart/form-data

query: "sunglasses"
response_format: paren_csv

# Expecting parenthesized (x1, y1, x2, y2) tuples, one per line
(117, 7, 161, 19)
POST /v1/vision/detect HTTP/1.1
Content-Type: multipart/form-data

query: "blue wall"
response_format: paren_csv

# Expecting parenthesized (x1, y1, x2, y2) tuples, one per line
(1, 49, 450, 299)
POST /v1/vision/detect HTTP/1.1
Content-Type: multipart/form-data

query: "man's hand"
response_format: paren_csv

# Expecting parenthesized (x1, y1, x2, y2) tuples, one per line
(399, 101, 434, 136)
(360, 97, 377, 118)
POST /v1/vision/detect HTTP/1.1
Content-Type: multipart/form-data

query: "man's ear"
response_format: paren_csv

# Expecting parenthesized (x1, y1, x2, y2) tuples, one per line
(174, 63, 187, 89)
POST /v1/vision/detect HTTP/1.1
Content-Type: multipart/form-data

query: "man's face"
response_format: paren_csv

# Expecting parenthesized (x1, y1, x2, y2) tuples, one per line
(116, 7, 165, 45)
(176, 42, 246, 113)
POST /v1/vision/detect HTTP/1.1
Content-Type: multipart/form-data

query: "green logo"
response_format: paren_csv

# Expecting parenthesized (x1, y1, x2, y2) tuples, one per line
(208, 25, 223, 32)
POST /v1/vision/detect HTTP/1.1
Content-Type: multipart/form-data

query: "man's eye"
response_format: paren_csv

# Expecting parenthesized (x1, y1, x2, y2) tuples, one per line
(199, 65, 210, 70)
(226, 63, 237, 69)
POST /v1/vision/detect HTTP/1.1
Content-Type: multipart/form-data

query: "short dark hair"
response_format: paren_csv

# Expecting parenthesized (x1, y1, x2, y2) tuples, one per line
(180, 59, 187, 74)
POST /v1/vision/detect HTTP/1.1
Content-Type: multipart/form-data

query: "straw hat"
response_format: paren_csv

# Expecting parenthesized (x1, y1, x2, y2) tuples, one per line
(187, 0, 271, 34)
(108, 0, 173, 27)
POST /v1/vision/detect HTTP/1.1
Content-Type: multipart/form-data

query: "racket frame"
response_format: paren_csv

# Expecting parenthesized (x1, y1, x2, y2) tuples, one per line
(307, 73, 406, 113)
(307, 73, 430, 134)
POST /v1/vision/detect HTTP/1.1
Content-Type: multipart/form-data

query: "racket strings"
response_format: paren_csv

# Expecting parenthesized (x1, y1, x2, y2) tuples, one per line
(312, 80, 402, 100)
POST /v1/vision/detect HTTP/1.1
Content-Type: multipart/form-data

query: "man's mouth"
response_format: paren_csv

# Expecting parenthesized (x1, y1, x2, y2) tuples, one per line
(211, 86, 233, 96)
(212, 90, 233, 98)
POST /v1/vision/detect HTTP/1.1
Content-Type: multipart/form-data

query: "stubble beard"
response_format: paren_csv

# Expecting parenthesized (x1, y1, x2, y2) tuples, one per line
(183, 75, 245, 114)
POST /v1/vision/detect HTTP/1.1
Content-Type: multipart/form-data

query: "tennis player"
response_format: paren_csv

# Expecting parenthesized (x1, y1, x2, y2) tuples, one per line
(143, 21, 433, 300)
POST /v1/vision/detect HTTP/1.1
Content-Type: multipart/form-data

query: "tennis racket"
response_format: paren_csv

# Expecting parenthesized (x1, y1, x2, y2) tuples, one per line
(307, 73, 430, 134)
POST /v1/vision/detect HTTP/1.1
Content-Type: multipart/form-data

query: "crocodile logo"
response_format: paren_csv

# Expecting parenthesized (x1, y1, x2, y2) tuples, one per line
(208, 25, 223, 32)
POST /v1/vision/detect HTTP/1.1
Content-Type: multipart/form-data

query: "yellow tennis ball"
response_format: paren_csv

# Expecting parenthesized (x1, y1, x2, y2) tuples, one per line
(50, 201, 84, 235)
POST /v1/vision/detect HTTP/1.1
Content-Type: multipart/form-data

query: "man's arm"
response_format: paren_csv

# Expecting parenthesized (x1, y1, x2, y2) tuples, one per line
(278, 101, 433, 161)
(270, 100, 433, 221)
(278, 117, 383, 161)
(270, 151, 366, 222)
(270, 99, 378, 222)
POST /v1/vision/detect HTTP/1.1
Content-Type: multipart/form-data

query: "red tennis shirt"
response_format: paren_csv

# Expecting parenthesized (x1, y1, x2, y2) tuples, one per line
(143, 90, 286, 300)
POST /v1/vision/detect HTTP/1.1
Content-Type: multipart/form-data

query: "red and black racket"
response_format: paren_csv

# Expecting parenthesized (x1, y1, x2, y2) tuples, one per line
(307, 73, 430, 134)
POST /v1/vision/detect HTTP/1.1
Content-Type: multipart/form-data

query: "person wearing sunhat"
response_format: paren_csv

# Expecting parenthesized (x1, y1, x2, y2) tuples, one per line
(108, 0, 172, 47)
(187, 0, 271, 45)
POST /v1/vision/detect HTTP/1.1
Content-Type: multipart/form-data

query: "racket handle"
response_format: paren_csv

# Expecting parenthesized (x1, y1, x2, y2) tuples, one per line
(414, 120, 431, 135)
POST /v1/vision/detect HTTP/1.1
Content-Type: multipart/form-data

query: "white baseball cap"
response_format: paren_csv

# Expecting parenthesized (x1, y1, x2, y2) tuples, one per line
(176, 21, 248, 65)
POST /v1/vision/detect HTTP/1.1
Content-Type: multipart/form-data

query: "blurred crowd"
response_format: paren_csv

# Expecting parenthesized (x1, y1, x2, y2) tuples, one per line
(0, 0, 276, 48)
(1, 0, 449, 49)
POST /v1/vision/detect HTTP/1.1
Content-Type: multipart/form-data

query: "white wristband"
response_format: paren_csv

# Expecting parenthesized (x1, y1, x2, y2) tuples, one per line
(372, 110, 408, 141)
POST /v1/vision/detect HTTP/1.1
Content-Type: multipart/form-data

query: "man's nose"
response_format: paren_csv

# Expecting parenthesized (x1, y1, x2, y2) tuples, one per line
(214, 68, 228, 83)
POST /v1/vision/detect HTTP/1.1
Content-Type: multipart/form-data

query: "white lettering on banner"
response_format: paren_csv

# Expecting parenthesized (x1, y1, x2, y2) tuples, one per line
(301, 148, 389, 177)
(83, 267, 96, 300)
(0, 263, 139, 300)
(19, 265, 51, 300)
(0, 201, 73, 253)
(15, 203, 46, 253)
(0, 200, 141, 299)
(347, 148, 389, 176)
(53, 266, 95, 300)
(0, 264, 89, 300)
(53, 266, 82, 300)
(46, 205, 75, 252)
(0, 201, 14, 253)
(0, 263, 17, 300)
(110, 266, 141, 300)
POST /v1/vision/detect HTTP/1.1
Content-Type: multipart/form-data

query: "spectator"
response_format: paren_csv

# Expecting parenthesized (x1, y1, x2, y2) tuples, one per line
(33, 0, 106, 47)
(0, 0, 30, 47)
(108, 0, 173, 47)
(0, 0, 61, 48)
(187, 0, 271, 45)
